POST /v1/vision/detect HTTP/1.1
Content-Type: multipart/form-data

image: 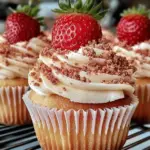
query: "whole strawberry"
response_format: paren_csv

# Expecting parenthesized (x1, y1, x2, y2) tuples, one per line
(117, 5, 150, 46)
(5, 0, 43, 44)
(52, 0, 105, 50)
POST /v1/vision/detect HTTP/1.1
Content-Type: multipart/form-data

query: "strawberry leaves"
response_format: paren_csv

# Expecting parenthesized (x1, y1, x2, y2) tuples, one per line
(9, 0, 44, 25)
(121, 5, 150, 18)
(59, 0, 71, 10)
(53, 0, 107, 20)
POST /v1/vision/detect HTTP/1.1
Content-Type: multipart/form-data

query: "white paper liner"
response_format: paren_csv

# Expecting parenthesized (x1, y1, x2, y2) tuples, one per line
(23, 91, 138, 150)
(0, 86, 31, 125)
(133, 84, 150, 123)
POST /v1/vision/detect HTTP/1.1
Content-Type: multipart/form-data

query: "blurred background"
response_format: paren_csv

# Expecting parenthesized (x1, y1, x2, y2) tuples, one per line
(0, 0, 149, 32)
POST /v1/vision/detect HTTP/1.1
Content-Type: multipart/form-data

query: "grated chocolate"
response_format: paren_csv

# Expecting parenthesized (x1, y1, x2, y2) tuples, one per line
(38, 37, 136, 85)
(40, 63, 59, 84)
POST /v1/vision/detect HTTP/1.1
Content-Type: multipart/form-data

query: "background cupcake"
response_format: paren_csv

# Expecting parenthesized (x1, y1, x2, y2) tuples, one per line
(24, 1, 138, 149)
(0, 1, 51, 125)
(115, 6, 150, 124)
(114, 41, 150, 124)
(132, 40, 150, 123)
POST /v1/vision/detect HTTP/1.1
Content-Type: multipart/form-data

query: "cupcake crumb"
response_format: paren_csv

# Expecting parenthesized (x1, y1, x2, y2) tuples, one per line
(63, 87, 67, 91)
(40, 63, 59, 85)
(34, 82, 40, 86)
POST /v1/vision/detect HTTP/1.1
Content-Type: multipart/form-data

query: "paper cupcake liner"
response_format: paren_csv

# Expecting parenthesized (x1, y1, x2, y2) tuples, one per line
(0, 86, 31, 125)
(133, 84, 150, 123)
(23, 91, 138, 150)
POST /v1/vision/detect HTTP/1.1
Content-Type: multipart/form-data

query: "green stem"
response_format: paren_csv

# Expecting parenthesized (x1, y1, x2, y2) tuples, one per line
(52, 0, 106, 20)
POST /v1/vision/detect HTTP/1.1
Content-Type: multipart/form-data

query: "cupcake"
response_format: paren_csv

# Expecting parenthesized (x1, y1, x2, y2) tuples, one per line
(24, 37, 138, 149)
(132, 41, 150, 123)
(114, 41, 150, 124)
(115, 6, 150, 123)
(0, 1, 51, 125)
(24, 1, 138, 147)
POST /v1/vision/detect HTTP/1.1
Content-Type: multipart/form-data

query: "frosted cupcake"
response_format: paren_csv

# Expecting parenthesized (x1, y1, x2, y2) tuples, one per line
(0, 33, 50, 125)
(115, 5, 150, 123)
(23, 37, 138, 149)
(132, 41, 150, 123)
(0, 1, 51, 125)
(24, 1, 138, 149)
(114, 40, 150, 123)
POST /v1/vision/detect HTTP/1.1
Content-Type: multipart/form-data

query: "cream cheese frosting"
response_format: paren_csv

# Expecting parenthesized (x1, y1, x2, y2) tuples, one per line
(113, 40, 150, 78)
(0, 35, 7, 43)
(0, 34, 51, 79)
(29, 38, 136, 104)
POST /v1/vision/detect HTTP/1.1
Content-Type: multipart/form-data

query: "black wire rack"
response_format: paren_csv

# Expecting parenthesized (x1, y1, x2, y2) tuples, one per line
(0, 122, 150, 150)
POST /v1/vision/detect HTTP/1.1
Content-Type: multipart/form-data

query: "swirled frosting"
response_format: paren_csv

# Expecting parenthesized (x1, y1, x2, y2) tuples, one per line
(0, 33, 51, 79)
(29, 38, 136, 104)
(113, 40, 150, 78)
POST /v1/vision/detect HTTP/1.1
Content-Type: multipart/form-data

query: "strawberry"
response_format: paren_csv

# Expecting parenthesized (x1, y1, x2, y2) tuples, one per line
(117, 5, 150, 46)
(51, 0, 105, 50)
(5, 0, 43, 44)
(52, 14, 102, 50)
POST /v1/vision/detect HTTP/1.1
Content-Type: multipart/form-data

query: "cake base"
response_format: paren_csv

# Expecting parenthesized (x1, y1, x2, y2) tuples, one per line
(0, 78, 28, 87)
(23, 90, 138, 150)
(0, 78, 31, 125)
(29, 90, 133, 111)
(133, 78, 150, 124)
